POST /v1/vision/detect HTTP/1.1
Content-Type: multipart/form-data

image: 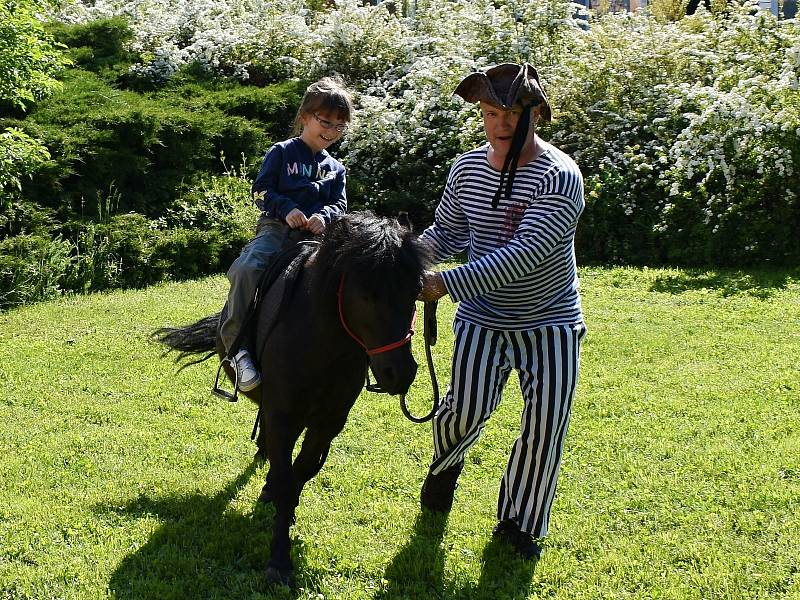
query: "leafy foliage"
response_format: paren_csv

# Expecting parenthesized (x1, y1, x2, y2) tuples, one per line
(9, 68, 302, 218)
(0, 232, 72, 307)
(0, 0, 67, 211)
(0, 166, 256, 310)
(0, 127, 50, 204)
(41, 0, 800, 268)
(0, 0, 67, 111)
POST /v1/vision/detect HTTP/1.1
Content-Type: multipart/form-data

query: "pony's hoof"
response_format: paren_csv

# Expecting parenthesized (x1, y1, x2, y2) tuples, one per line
(258, 484, 273, 504)
(265, 564, 294, 587)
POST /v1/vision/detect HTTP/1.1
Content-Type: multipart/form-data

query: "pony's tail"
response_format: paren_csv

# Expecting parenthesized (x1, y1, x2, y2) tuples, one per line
(153, 312, 220, 371)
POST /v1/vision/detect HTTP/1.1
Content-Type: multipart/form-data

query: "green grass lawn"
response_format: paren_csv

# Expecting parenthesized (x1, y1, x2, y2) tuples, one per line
(1, 266, 798, 599)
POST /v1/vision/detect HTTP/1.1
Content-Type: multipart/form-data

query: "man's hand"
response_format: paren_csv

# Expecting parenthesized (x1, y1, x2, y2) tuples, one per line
(305, 214, 325, 235)
(286, 208, 308, 229)
(419, 270, 447, 302)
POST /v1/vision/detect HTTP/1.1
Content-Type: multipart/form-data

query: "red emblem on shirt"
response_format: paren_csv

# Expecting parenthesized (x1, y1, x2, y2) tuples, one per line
(501, 201, 526, 242)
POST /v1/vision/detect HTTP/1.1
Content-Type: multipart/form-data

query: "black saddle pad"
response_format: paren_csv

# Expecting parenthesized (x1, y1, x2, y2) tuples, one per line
(246, 241, 315, 361)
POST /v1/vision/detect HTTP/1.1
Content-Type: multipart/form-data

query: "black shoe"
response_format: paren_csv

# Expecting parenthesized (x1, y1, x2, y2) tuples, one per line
(492, 519, 542, 559)
(420, 462, 464, 513)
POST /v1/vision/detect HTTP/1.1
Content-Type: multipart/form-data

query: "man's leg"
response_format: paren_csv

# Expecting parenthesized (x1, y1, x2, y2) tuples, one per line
(421, 320, 512, 512)
(497, 323, 587, 539)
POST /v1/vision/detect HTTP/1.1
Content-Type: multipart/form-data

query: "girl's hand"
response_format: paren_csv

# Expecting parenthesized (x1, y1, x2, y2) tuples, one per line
(306, 214, 325, 235)
(286, 208, 308, 229)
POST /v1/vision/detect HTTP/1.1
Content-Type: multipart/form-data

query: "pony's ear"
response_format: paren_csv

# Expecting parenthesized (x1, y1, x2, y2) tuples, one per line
(397, 211, 413, 232)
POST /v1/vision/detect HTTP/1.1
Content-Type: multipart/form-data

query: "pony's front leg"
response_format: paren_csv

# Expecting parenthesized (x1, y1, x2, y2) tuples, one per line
(292, 426, 338, 497)
(261, 407, 303, 586)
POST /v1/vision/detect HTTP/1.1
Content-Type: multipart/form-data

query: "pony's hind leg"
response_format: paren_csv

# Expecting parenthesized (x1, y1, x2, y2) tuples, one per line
(261, 406, 303, 586)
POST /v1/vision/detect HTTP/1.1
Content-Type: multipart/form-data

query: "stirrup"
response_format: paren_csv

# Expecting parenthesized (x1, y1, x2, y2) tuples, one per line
(212, 356, 239, 402)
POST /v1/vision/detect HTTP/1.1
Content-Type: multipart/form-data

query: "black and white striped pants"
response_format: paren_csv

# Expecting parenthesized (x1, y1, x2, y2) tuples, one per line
(430, 319, 587, 538)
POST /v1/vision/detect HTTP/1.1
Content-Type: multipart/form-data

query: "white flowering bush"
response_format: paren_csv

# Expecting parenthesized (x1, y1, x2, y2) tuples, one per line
(656, 8, 800, 264)
(312, 0, 412, 83)
(55, 0, 317, 84)
(341, 55, 482, 223)
(46, 0, 800, 265)
(547, 11, 710, 263)
(549, 3, 799, 264)
(341, 0, 586, 224)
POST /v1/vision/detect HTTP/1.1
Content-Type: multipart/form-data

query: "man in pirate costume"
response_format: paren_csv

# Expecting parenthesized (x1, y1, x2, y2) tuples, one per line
(418, 63, 587, 559)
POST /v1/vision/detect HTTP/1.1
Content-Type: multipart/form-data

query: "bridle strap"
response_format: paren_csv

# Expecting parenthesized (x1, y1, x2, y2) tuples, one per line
(366, 333, 414, 356)
(337, 276, 415, 356)
(337, 275, 439, 425)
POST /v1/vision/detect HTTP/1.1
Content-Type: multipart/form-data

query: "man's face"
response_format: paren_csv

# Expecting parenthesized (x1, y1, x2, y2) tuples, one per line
(479, 101, 534, 158)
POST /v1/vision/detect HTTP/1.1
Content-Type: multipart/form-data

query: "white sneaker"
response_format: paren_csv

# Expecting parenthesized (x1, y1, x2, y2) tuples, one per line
(233, 349, 261, 391)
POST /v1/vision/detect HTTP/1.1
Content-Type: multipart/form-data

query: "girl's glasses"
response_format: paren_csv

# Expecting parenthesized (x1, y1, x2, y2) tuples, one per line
(313, 114, 349, 133)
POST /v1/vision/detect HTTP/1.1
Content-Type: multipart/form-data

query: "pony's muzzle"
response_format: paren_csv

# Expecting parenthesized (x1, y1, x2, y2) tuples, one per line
(371, 356, 418, 395)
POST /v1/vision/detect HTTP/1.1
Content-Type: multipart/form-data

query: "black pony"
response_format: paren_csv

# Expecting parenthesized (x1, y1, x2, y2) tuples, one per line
(156, 211, 431, 585)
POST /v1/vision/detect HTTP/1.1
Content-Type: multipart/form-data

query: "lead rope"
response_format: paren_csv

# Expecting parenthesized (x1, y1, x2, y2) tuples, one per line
(397, 299, 440, 423)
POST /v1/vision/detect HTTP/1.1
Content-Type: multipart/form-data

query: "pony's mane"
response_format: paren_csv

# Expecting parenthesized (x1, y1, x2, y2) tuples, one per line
(313, 211, 432, 293)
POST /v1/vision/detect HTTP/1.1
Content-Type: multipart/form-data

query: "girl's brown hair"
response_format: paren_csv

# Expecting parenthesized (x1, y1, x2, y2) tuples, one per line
(292, 77, 354, 135)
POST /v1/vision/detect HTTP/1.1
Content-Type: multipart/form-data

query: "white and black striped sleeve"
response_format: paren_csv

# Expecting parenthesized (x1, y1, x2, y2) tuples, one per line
(419, 163, 470, 263)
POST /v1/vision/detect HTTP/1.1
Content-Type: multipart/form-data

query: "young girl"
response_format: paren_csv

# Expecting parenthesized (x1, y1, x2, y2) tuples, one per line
(220, 77, 353, 391)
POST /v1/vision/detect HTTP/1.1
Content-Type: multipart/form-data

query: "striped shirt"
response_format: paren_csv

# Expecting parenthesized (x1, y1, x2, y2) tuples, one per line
(420, 142, 585, 331)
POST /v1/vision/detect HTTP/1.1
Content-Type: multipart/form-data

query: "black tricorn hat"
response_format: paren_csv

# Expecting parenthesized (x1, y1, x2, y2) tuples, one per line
(454, 63, 551, 122)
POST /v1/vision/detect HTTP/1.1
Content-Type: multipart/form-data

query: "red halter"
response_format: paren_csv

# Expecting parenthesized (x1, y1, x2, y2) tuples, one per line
(337, 276, 416, 356)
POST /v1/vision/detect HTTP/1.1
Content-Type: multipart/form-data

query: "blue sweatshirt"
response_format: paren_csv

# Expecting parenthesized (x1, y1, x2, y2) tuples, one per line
(251, 137, 347, 225)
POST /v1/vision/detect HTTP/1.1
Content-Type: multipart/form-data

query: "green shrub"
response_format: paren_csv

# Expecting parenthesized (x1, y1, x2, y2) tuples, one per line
(0, 197, 55, 240)
(9, 69, 291, 219)
(158, 163, 257, 268)
(62, 219, 122, 294)
(1, 153, 256, 306)
(0, 233, 72, 309)
(168, 79, 306, 142)
(59, 213, 237, 294)
(56, 213, 152, 292)
(153, 228, 222, 281)
(47, 16, 135, 78)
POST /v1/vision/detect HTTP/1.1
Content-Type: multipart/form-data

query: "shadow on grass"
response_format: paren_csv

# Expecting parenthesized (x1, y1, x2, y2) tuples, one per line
(468, 537, 538, 600)
(649, 268, 798, 298)
(378, 511, 536, 600)
(377, 511, 448, 599)
(102, 461, 303, 600)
